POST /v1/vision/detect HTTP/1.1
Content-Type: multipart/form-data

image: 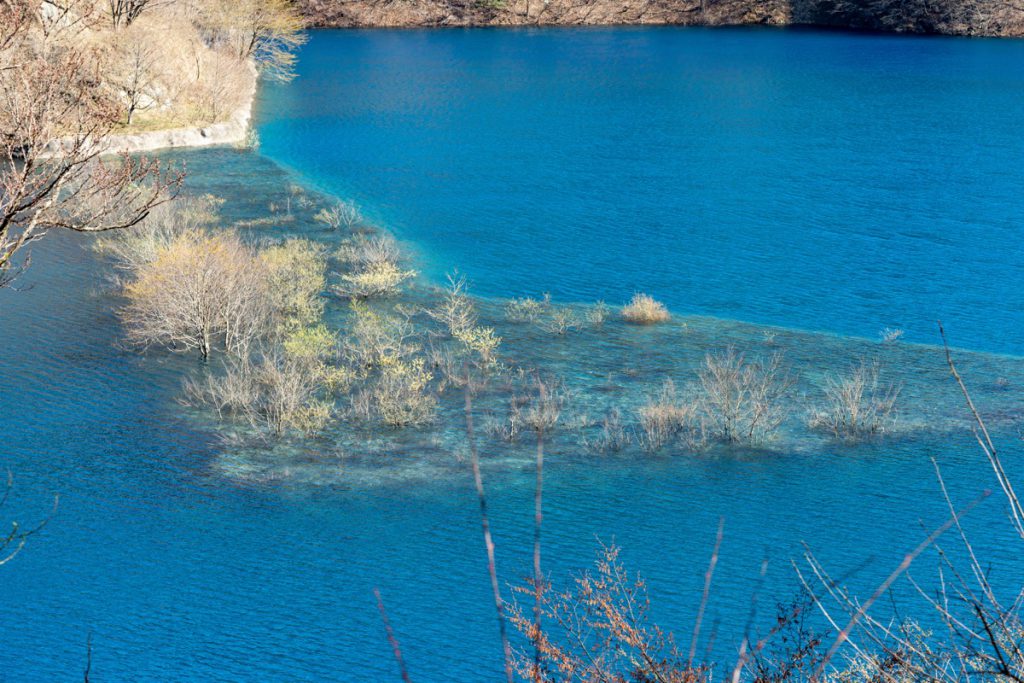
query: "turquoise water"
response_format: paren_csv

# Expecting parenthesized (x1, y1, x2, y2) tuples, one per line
(1, 27, 1023, 681)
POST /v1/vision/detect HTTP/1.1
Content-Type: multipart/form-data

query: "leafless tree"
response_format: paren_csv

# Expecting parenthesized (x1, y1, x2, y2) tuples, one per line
(197, 0, 307, 80)
(96, 193, 222, 276)
(0, 1, 32, 53)
(108, 0, 167, 28)
(120, 229, 273, 360)
(111, 28, 160, 125)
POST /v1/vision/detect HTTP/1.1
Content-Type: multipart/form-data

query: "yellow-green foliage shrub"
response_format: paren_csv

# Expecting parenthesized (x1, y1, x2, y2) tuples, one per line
(282, 323, 335, 362)
(428, 274, 501, 366)
(260, 238, 326, 329)
(368, 357, 436, 427)
(282, 324, 352, 393)
(505, 294, 550, 322)
(335, 261, 417, 299)
(342, 302, 419, 372)
(454, 325, 501, 363)
(341, 303, 437, 426)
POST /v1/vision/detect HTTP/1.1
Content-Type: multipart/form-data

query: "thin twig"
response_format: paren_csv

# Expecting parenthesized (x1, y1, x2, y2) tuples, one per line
(464, 380, 514, 683)
(813, 490, 989, 678)
(689, 516, 724, 667)
(939, 321, 1024, 539)
(83, 632, 92, 683)
(533, 378, 546, 682)
(374, 588, 411, 683)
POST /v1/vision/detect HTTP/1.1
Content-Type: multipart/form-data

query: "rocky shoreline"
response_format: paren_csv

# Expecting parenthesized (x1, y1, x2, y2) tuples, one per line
(42, 61, 258, 159)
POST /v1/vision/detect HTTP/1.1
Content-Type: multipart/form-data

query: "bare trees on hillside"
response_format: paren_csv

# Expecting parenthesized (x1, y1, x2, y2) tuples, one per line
(195, 0, 307, 80)
(108, 0, 172, 27)
(0, 1, 180, 287)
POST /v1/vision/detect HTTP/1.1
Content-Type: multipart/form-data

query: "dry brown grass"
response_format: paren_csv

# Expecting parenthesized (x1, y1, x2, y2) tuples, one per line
(622, 293, 670, 325)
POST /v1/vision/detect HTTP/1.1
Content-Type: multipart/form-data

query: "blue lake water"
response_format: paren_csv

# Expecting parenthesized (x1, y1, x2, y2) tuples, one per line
(1, 26, 1024, 682)
(257, 27, 1024, 356)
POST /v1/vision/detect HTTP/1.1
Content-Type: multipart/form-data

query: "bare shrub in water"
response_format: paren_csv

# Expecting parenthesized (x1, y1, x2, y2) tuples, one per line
(537, 308, 582, 336)
(352, 357, 436, 427)
(879, 327, 905, 343)
(185, 351, 333, 436)
(341, 303, 437, 426)
(698, 348, 792, 445)
(426, 343, 470, 392)
(808, 361, 900, 440)
(585, 407, 631, 453)
(505, 294, 551, 323)
(487, 378, 568, 441)
(341, 302, 420, 372)
(521, 379, 568, 434)
(587, 300, 610, 326)
(505, 293, 592, 335)
(121, 229, 273, 360)
(334, 261, 417, 299)
(184, 321, 345, 437)
(622, 293, 670, 325)
(243, 353, 333, 436)
(314, 201, 361, 231)
(637, 379, 705, 452)
(336, 234, 401, 268)
(485, 396, 526, 442)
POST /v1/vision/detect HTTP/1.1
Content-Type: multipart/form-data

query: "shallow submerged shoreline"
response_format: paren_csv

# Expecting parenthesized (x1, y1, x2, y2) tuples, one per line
(109, 145, 1024, 490)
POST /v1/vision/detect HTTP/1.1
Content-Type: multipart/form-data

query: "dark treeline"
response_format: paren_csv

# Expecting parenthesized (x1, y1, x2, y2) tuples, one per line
(296, 0, 1024, 37)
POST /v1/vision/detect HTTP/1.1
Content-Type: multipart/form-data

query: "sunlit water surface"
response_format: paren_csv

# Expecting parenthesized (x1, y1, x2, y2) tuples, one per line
(1, 27, 1024, 681)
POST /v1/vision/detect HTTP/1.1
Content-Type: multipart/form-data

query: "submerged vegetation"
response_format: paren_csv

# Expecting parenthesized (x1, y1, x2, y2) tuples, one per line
(90, 180, 952, 459)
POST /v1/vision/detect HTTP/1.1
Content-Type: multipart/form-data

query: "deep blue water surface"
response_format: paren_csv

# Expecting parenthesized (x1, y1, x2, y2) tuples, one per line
(258, 27, 1024, 355)
(1, 27, 1024, 682)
